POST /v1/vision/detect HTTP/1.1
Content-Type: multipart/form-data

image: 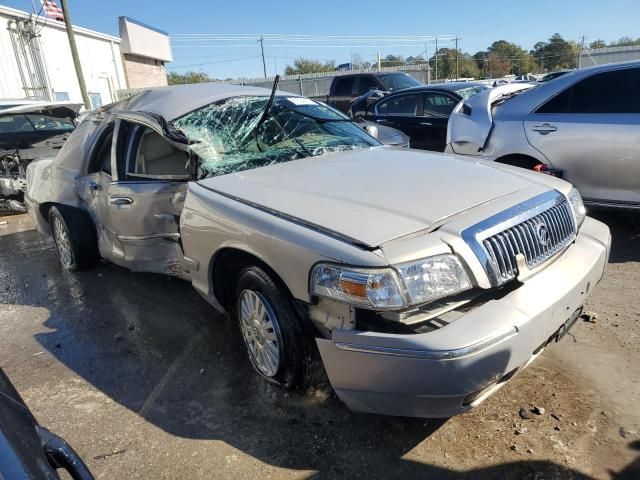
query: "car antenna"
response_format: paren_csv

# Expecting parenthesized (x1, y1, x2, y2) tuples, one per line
(254, 75, 280, 148)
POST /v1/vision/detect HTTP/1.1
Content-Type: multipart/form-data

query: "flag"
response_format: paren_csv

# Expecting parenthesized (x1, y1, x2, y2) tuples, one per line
(41, 0, 64, 21)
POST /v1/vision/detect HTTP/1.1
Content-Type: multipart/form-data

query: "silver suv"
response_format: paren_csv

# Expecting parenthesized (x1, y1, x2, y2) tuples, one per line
(26, 83, 611, 418)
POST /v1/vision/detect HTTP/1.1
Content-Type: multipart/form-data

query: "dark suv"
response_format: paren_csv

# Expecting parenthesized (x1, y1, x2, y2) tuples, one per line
(326, 72, 422, 113)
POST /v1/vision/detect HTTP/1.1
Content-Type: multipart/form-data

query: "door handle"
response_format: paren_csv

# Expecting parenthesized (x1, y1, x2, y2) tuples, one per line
(532, 123, 557, 134)
(109, 196, 133, 206)
(419, 122, 433, 126)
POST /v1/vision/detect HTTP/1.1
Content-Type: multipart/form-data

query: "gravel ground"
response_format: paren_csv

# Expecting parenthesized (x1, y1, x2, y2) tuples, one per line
(0, 212, 638, 480)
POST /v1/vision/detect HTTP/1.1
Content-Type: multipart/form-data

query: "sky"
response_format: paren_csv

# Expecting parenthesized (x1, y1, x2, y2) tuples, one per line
(2, 0, 639, 79)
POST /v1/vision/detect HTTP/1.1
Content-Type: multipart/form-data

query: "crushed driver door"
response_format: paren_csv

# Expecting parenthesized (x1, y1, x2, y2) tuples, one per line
(101, 113, 193, 277)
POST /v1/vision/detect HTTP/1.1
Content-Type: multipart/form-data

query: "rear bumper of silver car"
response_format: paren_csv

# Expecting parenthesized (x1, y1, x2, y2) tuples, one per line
(317, 216, 610, 418)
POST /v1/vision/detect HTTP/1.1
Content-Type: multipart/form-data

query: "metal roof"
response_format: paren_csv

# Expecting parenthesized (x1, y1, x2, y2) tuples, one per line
(111, 82, 292, 120)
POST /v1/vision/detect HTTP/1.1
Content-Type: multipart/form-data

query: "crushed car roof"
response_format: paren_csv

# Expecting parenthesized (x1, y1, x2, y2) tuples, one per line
(110, 83, 292, 121)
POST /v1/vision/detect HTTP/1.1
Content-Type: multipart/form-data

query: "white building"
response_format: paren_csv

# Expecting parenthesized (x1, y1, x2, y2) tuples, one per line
(0, 5, 171, 107)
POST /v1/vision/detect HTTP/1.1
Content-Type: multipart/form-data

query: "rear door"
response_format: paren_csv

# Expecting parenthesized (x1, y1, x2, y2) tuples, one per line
(524, 66, 640, 205)
(421, 91, 460, 151)
(370, 92, 425, 148)
(98, 115, 192, 276)
(330, 76, 356, 113)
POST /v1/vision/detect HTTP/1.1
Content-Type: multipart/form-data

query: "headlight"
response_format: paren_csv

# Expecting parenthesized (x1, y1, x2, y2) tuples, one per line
(567, 188, 586, 228)
(310, 254, 472, 310)
(395, 255, 471, 305)
(310, 265, 404, 310)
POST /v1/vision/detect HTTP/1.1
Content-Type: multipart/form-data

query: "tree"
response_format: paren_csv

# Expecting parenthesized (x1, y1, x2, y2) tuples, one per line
(531, 33, 578, 71)
(167, 71, 212, 85)
(380, 54, 405, 67)
(284, 58, 336, 75)
(484, 40, 535, 76)
(429, 48, 480, 80)
(610, 36, 640, 47)
(589, 39, 607, 49)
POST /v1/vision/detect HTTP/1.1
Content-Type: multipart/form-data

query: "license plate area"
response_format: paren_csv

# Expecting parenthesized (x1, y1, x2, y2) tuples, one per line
(535, 306, 583, 353)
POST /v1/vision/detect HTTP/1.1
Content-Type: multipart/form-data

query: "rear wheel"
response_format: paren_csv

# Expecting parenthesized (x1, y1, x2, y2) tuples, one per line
(235, 265, 324, 389)
(49, 205, 99, 271)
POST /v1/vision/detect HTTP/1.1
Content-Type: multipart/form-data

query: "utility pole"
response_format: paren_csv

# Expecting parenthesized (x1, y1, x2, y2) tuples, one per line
(425, 43, 430, 84)
(578, 35, 585, 69)
(59, 0, 90, 109)
(377, 50, 381, 72)
(455, 36, 459, 80)
(259, 35, 267, 78)
(434, 37, 438, 82)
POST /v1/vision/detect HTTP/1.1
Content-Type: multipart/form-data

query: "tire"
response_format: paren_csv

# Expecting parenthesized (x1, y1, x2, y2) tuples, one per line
(235, 265, 324, 390)
(49, 205, 99, 271)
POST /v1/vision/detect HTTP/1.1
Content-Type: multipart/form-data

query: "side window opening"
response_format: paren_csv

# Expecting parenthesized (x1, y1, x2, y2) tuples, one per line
(356, 76, 378, 95)
(87, 124, 114, 175)
(537, 68, 640, 114)
(334, 77, 355, 96)
(123, 123, 190, 180)
(377, 94, 420, 116)
(423, 93, 458, 118)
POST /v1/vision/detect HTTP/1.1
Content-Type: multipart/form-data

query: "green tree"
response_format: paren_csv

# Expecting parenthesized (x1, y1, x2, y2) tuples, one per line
(610, 36, 640, 47)
(167, 71, 212, 85)
(531, 34, 578, 71)
(379, 54, 405, 67)
(589, 39, 607, 49)
(284, 58, 336, 75)
(429, 48, 480, 80)
(485, 40, 535, 76)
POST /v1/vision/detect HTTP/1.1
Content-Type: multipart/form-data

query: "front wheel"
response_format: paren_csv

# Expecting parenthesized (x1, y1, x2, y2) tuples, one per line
(235, 265, 324, 390)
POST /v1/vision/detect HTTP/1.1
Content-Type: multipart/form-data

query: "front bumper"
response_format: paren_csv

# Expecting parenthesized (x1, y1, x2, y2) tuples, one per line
(317, 216, 610, 417)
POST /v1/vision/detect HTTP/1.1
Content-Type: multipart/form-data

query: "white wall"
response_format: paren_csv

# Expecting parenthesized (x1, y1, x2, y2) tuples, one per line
(0, 5, 126, 107)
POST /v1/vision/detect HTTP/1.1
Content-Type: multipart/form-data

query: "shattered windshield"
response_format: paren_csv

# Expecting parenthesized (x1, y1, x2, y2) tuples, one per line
(173, 96, 379, 178)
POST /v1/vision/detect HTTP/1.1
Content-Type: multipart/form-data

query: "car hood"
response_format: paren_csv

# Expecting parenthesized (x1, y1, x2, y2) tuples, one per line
(197, 148, 544, 248)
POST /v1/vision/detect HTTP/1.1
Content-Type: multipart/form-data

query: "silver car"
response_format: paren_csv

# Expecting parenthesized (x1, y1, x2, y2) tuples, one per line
(447, 61, 640, 209)
(26, 83, 610, 418)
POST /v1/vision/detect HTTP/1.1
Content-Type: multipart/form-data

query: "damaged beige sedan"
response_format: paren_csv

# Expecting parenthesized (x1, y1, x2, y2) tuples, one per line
(26, 83, 611, 417)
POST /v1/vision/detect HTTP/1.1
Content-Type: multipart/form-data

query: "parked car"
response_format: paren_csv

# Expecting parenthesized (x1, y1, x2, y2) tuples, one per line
(514, 73, 538, 82)
(447, 61, 640, 209)
(27, 83, 610, 418)
(349, 82, 489, 151)
(538, 70, 572, 82)
(325, 72, 422, 113)
(0, 367, 93, 479)
(0, 101, 81, 204)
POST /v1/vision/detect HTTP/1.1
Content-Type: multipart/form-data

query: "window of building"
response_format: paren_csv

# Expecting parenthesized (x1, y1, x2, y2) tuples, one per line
(90, 93, 103, 109)
(54, 91, 70, 101)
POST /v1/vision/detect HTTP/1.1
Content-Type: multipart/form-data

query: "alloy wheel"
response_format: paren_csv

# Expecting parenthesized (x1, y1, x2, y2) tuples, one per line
(238, 289, 281, 377)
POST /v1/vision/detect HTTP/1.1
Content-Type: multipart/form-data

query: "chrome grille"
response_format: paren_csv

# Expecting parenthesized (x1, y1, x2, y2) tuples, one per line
(461, 191, 577, 287)
(482, 200, 575, 281)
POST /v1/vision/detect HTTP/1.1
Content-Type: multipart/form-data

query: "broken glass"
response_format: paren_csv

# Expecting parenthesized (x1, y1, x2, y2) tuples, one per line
(173, 96, 379, 179)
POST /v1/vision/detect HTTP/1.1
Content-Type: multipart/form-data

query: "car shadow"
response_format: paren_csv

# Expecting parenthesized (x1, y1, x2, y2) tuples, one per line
(1, 229, 638, 478)
(588, 209, 640, 263)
